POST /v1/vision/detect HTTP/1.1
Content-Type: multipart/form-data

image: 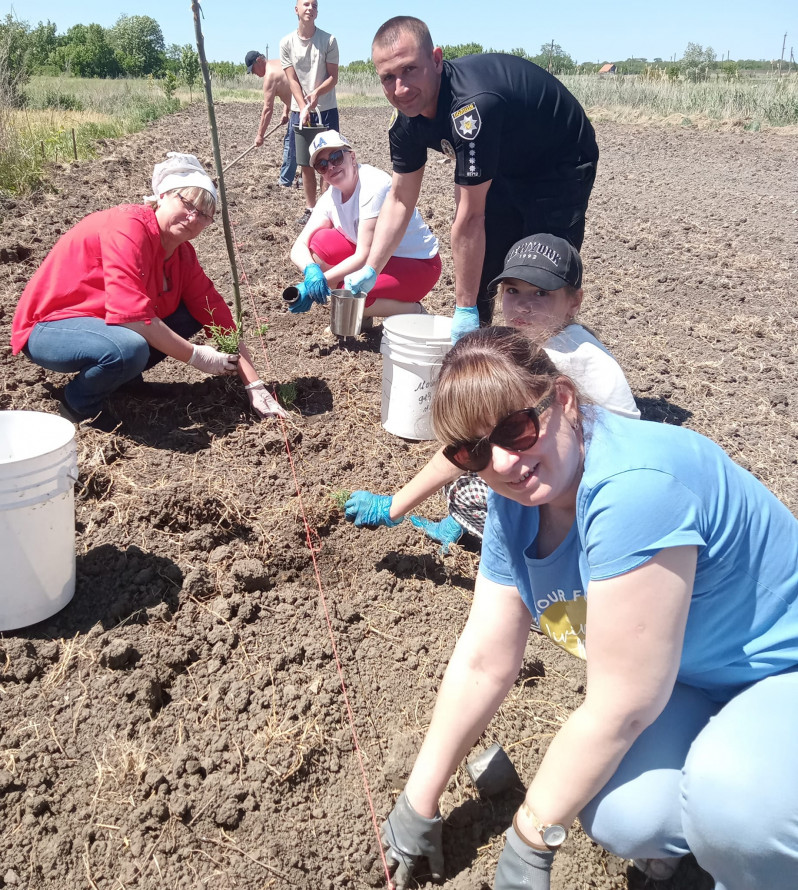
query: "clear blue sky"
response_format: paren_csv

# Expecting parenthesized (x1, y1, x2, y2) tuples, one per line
(5, 0, 796, 66)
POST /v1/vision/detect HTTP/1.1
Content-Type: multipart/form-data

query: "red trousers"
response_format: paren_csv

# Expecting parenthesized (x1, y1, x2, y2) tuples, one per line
(309, 228, 441, 307)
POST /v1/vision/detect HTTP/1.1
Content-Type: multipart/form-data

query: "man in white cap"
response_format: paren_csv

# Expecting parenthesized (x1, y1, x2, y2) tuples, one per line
(11, 152, 285, 428)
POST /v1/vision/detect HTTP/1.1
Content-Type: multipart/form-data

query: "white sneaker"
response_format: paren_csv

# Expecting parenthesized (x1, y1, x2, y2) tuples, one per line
(632, 858, 682, 881)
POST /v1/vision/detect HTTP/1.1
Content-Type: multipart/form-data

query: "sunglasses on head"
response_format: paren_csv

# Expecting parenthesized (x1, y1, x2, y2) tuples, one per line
(442, 390, 556, 472)
(313, 148, 348, 173)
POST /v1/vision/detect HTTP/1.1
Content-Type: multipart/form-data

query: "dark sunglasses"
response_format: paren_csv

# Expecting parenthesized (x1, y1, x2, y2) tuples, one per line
(313, 148, 348, 173)
(443, 391, 556, 472)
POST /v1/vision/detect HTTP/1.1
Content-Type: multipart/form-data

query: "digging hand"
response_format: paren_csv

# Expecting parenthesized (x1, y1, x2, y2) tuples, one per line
(303, 263, 331, 304)
(188, 344, 239, 376)
(344, 491, 403, 528)
(246, 381, 287, 419)
(344, 265, 378, 295)
(450, 306, 480, 344)
(409, 514, 463, 554)
(287, 282, 313, 314)
(494, 823, 555, 890)
(381, 791, 444, 890)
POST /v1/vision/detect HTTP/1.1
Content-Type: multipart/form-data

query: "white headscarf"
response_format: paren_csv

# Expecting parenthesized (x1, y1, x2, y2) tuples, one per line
(145, 152, 217, 203)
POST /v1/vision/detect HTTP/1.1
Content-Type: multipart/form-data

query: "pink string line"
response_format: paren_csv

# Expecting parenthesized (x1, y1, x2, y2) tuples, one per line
(230, 222, 395, 887)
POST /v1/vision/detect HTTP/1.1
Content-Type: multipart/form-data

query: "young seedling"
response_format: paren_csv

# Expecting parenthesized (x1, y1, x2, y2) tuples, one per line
(330, 490, 351, 512)
(206, 300, 242, 354)
(253, 323, 270, 337)
(208, 322, 241, 354)
(277, 381, 298, 409)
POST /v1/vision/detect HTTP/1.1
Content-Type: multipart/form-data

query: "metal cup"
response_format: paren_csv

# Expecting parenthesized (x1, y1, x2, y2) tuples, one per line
(465, 743, 520, 797)
(329, 288, 367, 337)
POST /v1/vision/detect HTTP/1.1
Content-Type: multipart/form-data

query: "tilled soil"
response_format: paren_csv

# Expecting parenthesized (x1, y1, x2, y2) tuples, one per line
(0, 101, 796, 890)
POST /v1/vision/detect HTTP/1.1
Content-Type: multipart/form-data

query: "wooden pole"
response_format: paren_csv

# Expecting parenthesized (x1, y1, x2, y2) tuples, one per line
(71, 128, 78, 161)
(778, 32, 787, 76)
(190, 0, 243, 328)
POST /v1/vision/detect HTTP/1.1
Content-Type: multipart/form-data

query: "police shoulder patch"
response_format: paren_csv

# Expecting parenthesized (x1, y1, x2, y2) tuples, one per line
(451, 102, 482, 140)
(388, 108, 399, 130)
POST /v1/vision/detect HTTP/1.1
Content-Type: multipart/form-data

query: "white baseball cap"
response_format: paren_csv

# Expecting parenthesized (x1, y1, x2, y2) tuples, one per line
(308, 130, 353, 167)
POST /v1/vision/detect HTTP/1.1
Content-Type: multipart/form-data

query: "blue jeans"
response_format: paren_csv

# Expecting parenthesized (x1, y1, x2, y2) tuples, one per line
(278, 121, 297, 186)
(24, 304, 202, 417)
(580, 673, 798, 889)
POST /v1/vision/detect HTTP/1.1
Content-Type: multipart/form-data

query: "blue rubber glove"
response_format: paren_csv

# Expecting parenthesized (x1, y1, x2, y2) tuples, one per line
(494, 823, 555, 890)
(409, 514, 463, 554)
(344, 491, 403, 528)
(287, 281, 313, 314)
(450, 305, 480, 344)
(344, 265, 378, 295)
(303, 263, 331, 305)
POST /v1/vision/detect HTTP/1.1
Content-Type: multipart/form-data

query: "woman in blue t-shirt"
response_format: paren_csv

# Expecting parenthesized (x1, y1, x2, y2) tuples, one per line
(379, 326, 798, 890)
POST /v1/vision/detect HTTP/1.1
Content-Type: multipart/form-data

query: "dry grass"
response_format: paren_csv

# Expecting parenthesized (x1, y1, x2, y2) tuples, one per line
(91, 733, 160, 811)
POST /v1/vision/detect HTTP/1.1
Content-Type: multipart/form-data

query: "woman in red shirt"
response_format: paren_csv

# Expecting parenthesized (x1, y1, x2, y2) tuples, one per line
(12, 152, 284, 426)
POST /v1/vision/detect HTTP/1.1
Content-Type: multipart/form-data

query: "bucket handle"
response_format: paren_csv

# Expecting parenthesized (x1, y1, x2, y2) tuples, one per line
(298, 105, 322, 129)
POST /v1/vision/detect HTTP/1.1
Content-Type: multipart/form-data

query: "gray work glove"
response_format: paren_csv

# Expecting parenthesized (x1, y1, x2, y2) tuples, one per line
(188, 344, 239, 375)
(380, 791, 444, 890)
(494, 824, 555, 890)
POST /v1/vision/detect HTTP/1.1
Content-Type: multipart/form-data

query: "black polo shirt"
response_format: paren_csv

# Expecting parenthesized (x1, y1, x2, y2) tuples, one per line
(389, 54, 598, 186)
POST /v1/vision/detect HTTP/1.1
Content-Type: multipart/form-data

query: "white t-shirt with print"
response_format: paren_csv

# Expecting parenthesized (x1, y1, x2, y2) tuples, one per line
(308, 163, 439, 260)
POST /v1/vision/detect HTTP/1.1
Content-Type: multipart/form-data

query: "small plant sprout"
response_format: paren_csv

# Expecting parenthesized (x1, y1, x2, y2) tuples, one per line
(253, 323, 270, 337)
(205, 302, 241, 354)
(208, 322, 241, 354)
(277, 381, 298, 409)
(330, 490, 351, 512)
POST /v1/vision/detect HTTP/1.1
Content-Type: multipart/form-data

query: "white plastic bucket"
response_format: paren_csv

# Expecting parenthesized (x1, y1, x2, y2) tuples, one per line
(0, 411, 78, 630)
(380, 314, 452, 440)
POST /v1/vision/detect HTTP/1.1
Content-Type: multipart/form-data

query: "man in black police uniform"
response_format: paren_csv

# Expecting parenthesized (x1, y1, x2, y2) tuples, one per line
(343, 16, 598, 342)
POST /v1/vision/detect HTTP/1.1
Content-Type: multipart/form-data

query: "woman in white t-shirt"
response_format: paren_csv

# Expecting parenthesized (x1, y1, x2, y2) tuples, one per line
(289, 130, 441, 320)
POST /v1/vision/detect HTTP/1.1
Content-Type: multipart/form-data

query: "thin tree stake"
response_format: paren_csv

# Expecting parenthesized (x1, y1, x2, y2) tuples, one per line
(190, 1, 243, 327)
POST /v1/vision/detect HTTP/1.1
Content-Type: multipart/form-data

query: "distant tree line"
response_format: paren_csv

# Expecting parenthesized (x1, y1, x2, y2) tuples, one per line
(4, 14, 788, 91)
(0, 14, 213, 95)
(339, 41, 791, 81)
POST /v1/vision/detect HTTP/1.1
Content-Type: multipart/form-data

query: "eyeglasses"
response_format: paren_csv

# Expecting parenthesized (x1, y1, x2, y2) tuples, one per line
(442, 391, 556, 472)
(177, 194, 214, 225)
(313, 149, 348, 173)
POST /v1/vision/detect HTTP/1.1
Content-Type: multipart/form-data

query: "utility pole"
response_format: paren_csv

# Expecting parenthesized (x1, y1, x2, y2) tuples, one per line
(547, 39, 554, 73)
(778, 31, 786, 75)
(265, 44, 269, 61)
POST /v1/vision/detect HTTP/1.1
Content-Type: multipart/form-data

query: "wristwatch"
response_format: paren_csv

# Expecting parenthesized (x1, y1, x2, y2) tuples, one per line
(520, 801, 568, 848)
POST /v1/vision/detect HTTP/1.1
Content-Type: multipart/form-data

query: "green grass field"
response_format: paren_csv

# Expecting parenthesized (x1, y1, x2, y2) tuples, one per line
(1, 71, 794, 197)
